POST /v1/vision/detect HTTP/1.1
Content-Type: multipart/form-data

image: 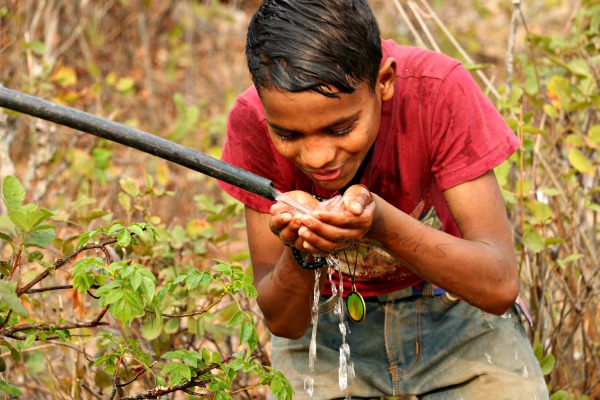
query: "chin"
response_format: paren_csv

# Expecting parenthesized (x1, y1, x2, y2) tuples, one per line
(314, 179, 349, 192)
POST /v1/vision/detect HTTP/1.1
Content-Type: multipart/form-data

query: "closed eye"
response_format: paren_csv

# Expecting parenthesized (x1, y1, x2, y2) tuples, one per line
(273, 130, 298, 141)
(329, 121, 355, 136)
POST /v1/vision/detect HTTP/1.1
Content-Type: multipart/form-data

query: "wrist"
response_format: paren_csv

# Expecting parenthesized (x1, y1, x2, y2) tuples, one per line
(290, 246, 328, 270)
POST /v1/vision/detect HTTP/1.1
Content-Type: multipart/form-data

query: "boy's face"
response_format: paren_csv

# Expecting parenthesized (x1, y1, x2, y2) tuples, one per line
(260, 61, 395, 192)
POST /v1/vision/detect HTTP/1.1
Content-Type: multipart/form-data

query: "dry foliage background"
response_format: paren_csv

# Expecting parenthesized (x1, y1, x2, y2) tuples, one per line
(0, 0, 598, 399)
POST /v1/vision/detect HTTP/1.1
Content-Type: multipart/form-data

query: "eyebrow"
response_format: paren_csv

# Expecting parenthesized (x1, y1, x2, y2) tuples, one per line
(267, 113, 358, 134)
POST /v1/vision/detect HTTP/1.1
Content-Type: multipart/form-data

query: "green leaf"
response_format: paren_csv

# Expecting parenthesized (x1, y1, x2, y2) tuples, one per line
(119, 179, 139, 197)
(567, 148, 595, 174)
(25, 228, 56, 247)
(155, 376, 167, 387)
(526, 201, 553, 225)
(589, 124, 600, 146)
(2, 176, 25, 212)
(108, 289, 144, 323)
(130, 271, 142, 290)
(523, 228, 545, 253)
(549, 390, 570, 400)
(141, 316, 163, 341)
(227, 311, 244, 328)
(7, 385, 23, 397)
(0, 281, 29, 317)
(540, 354, 556, 375)
(140, 276, 155, 301)
(117, 229, 131, 247)
(186, 270, 211, 290)
(9, 207, 53, 232)
(239, 321, 257, 349)
(0, 231, 12, 243)
(543, 104, 559, 119)
(161, 362, 191, 386)
(127, 223, 145, 237)
(215, 390, 233, 400)
(213, 263, 232, 275)
(115, 77, 136, 92)
(163, 318, 180, 334)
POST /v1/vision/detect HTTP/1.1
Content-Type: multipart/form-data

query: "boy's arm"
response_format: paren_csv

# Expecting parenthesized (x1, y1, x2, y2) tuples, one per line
(369, 170, 518, 314)
(300, 171, 519, 315)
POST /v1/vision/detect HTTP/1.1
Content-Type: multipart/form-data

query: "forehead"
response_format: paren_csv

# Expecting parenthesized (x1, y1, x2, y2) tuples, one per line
(259, 85, 374, 131)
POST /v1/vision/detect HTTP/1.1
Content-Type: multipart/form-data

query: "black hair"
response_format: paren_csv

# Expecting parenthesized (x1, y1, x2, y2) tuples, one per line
(246, 0, 382, 98)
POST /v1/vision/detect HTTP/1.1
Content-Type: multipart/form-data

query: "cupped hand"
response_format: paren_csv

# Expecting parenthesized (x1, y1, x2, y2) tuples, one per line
(297, 185, 376, 254)
(269, 191, 321, 248)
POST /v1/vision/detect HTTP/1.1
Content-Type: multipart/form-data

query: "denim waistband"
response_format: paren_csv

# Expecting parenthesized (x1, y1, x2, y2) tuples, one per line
(319, 283, 446, 314)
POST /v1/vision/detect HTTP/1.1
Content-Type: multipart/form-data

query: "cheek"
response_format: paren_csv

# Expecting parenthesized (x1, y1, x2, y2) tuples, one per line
(272, 140, 298, 161)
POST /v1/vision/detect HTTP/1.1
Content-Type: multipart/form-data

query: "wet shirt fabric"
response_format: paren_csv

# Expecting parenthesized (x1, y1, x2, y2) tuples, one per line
(218, 40, 519, 297)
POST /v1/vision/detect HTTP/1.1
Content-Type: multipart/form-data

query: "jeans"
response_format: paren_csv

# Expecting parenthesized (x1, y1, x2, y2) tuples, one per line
(270, 291, 548, 399)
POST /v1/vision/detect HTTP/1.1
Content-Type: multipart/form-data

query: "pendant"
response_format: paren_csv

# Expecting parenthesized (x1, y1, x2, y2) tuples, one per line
(346, 287, 366, 324)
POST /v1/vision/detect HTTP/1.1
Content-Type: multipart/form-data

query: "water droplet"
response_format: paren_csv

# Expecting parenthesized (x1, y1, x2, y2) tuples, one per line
(339, 346, 348, 389)
(338, 322, 347, 336)
(484, 352, 493, 364)
(304, 376, 314, 397)
(522, 365, 529, 378)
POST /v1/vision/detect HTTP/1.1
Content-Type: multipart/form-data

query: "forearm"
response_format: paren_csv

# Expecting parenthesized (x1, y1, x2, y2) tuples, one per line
(368, 194, 519, 314)
(255, 247, 327, 339)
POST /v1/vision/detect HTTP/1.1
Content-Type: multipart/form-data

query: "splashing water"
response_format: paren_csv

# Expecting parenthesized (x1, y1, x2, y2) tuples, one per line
(274, 193, 355, 396)
(304, 254, 355, 398)
(273, 190, 314, 214)
(333, 255, 354, 396)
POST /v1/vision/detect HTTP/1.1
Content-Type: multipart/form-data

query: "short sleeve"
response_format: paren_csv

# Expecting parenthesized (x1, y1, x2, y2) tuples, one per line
(429, 65, 519, 190)
(217, 89, 291, 213)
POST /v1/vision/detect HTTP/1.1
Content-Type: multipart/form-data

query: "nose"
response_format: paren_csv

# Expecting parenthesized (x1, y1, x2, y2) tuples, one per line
(299, 136, 337, 170)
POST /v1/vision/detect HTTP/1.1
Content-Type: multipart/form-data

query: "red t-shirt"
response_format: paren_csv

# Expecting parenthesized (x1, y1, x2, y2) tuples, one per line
(218, 40, 519, 297)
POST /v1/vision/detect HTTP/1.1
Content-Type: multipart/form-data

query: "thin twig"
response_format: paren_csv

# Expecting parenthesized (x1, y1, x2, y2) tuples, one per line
(390, 0, 427, 48)
(406, 1, 441, 52)
(505, 0, 520, 97)
(416, 0, 500, 99)
(16, 238, 117, 296)
(145, 291, 227, 318)
(117, 362, 157, 388)
(0, 320, 109, 336)
(81, 381, 106, 400)
(25, 284, 74, 294)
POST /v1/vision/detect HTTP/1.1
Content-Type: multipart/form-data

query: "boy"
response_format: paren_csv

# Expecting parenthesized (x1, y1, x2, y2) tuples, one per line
(218, 0, 548, 398)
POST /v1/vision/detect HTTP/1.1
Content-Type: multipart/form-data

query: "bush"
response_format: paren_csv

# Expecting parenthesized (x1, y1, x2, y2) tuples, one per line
(0, 174, 291, 399)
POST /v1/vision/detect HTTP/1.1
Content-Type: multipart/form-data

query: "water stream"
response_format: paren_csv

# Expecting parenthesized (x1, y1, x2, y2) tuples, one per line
(272, 190, 355, 397)
(305, 254, 354, 398)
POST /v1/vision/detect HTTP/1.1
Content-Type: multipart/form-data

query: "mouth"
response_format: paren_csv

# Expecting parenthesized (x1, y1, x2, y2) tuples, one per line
(308, 167, 343, 182)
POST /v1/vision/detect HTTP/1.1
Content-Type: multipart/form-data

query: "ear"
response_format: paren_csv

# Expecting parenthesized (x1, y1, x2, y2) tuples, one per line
(377, 58, 396, 101)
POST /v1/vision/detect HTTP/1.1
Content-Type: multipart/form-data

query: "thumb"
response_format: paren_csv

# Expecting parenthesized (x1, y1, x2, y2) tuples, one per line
(344, 185, 373, 215)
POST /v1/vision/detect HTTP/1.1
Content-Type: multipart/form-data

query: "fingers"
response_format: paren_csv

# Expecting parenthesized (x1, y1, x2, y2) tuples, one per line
(268, 186, 375, 255)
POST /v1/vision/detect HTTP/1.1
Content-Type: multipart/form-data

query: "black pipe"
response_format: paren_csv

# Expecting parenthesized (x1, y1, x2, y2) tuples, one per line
(0, 86, 277, 201)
